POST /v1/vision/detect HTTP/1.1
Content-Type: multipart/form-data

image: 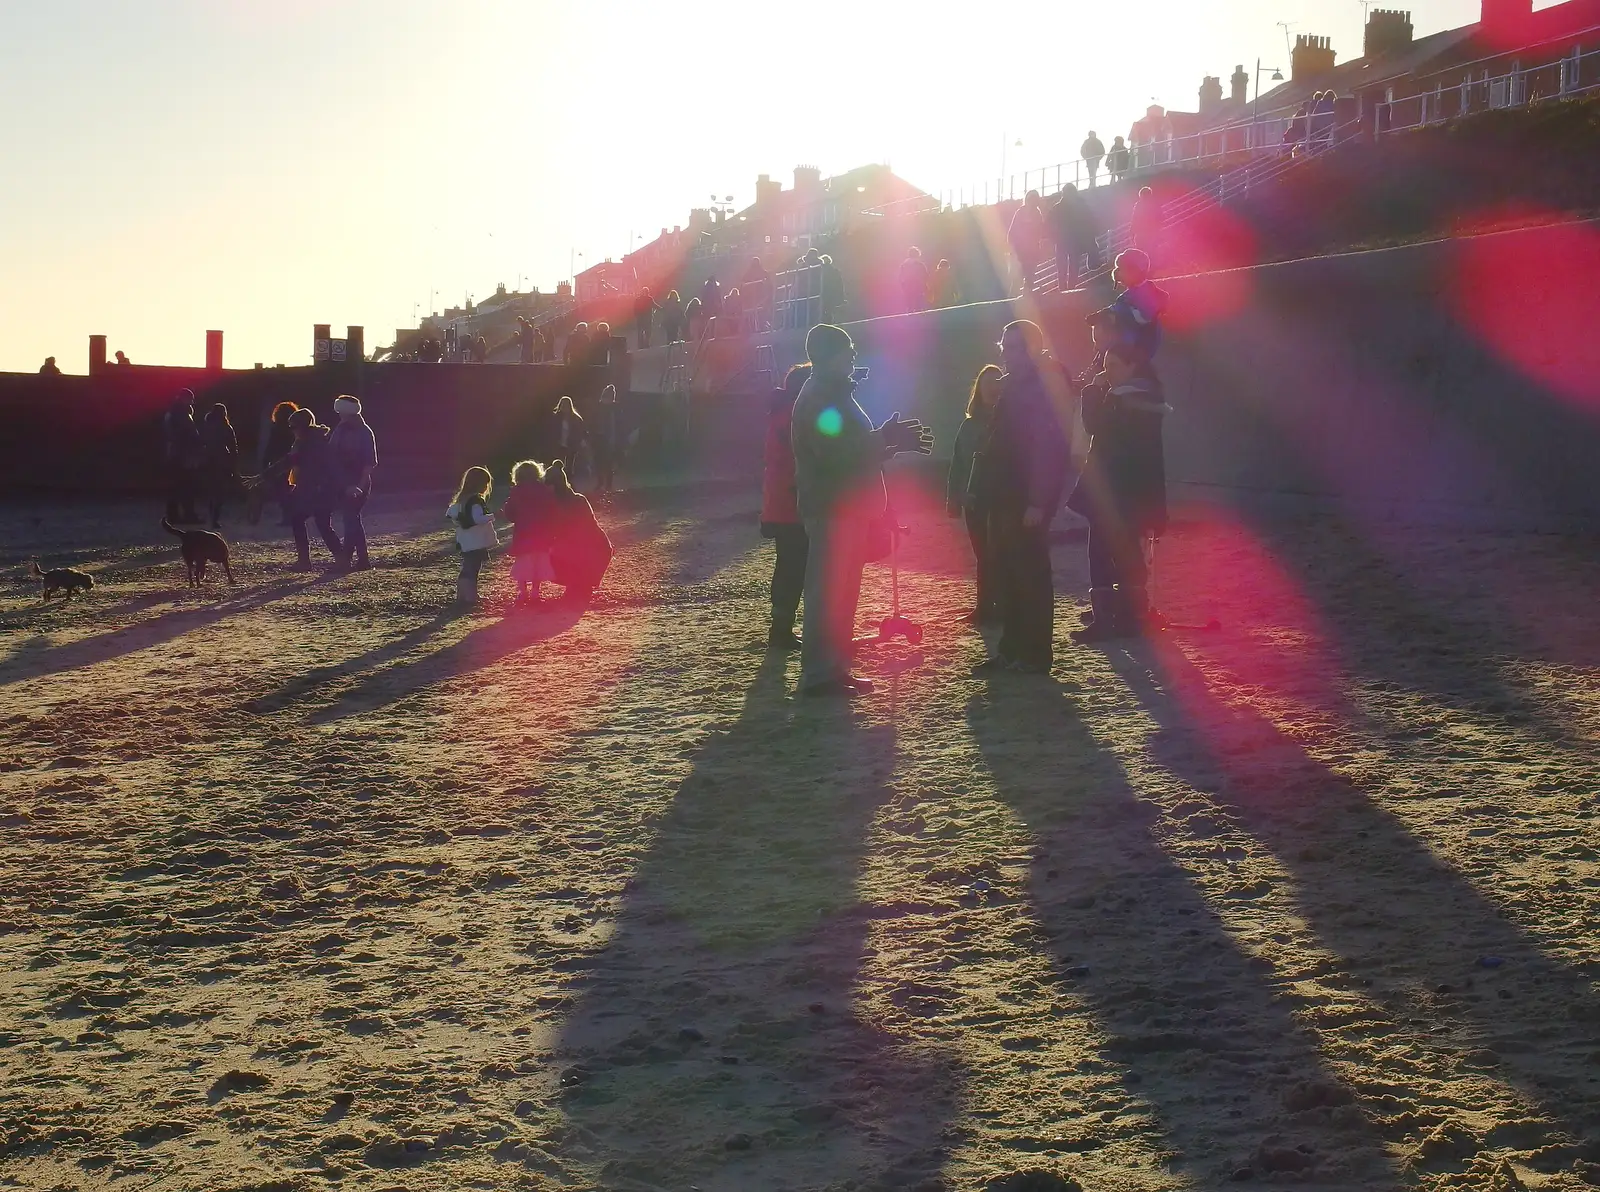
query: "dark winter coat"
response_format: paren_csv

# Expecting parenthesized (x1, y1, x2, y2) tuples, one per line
(548, 491, 613, 592)
(976, 358, 1071, 517)
(945, 410, 992, 514)
(1067, 374, 1168, 535)
(761, 388, 801, 527)
(501, 479, 558, 554)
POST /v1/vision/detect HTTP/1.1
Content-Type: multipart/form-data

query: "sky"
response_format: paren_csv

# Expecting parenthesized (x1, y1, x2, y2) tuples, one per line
(0, 0, 1495, 373)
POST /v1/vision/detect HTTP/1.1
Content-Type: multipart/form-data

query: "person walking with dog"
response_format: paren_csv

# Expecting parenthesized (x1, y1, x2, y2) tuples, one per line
(447, 466, 498, 608)
(328, 395, 377, 570)
(791, 324, 933, 697)
(761, 363, 812, 651)
(972, 320, 1071, 675)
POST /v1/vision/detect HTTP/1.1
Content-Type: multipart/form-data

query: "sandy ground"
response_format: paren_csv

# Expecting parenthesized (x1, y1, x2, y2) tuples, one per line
(2, 475, 1599, 1192)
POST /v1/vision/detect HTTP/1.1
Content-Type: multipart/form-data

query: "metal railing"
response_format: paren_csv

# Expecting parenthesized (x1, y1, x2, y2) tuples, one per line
(1376, 40, 1600, 136)
(773, 263, 827, 330)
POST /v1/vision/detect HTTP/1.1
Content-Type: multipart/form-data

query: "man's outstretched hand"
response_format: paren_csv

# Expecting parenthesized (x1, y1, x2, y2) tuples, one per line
(881, 412, 934, 456)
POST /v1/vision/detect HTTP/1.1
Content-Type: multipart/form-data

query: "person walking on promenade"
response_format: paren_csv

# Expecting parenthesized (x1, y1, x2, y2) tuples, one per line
(948, 364, 1003, 626)
(1081, 130, 1106, 187)
(199, 402, 239, 529)
(447, 466, 498, 608)
(761, 363, 812, 652)
(565, 321, 591, 364)
(929, 259, 959, 308)
(972, 320, 1071, 675)
(659, 290, 684, 343)
(1009, 191, 1049, 294)
(329, 395, 377, 570)
(162, 389, 203, 524)
(1130, 186, 1165, 264)
(1051, 183, 1097, 291)
(1107, 136, 1131, 183)
(1068, 329, 1169, 644)
(633, 288, 658, 349)
(898, 246, 930, 313)
(791, 324, 932, 697)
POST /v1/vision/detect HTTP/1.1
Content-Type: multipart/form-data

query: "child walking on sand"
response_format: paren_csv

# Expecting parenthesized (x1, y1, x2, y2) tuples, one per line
(446, 466, 498, 606)
(500, 459, 557, 606)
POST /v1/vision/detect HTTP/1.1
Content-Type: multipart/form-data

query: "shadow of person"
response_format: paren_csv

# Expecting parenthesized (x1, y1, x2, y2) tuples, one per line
(306, 601, 585, 724)
(0, 577, 317, 688)
(553, 657, 963, 1191)
(1111, 638, 1600, 1154)
(966, 679, 1396, 1185)
(246, 609, 458, 715)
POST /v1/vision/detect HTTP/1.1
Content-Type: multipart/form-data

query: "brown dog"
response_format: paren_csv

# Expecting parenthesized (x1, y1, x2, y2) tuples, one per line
(27, 561, 95, 601)
(162, 518, 234, 587)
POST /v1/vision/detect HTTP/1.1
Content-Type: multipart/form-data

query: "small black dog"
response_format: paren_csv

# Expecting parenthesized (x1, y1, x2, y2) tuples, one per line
(162, 518, 235, 587)
(28, 561, 95, 601)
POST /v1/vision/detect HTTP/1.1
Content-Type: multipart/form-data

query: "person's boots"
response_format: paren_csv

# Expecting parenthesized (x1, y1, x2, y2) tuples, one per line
(1071, 588, 1128, 644)
(767, 609, 801, 651)
(1120, 585, 1154, 636)
(455, 570, 478, 607)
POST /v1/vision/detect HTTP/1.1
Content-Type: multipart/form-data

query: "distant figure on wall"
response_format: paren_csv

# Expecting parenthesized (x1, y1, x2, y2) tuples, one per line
(929, 259, 958, 308)
(819, 255, 844, 323)
(1052, 183, 1098, 291)
(39, 357, 61, 376)
(633, 287, 658, 349)
(1130, 186, 1165, 263)
(517, 317, 537, 363)
(565, 321, 591, 365)
(898, 246, 930, 313)
(1107, 136, 1131, 183)
(700, 276, 723, 324)
(162, 389, 202, 524)
(743, 256, 771, 330)
(328, 395, 378, 570)
(1081, 130, 1106, 187)
(1008, 190, 1049, 295)
(115, 351, 132, 367)
(659, 290, 684, 343)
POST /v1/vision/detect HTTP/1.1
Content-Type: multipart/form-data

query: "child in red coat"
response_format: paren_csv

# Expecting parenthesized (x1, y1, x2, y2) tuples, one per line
(500, 460, 557, 606)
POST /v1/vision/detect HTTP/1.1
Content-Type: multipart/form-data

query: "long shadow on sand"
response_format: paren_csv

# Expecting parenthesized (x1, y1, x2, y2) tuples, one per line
(967, 679, 1397, 1186)
(1112, 639, 1600, 1154)
(0, 578, 317, 688)
(552, 658, 963, 1192)
(246, 609, 459, 715)
(305, 602, 585, 724)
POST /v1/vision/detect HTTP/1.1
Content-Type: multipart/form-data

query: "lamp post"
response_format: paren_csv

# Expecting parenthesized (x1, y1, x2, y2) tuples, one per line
(1254, 58, 1286, 127)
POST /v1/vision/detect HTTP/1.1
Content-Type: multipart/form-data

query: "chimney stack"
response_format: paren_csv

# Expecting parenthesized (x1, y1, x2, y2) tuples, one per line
(1481, 0, 1533, 41)
(206, 330, 223, 372)
(1291, 34, 1336, 83)
(1231, 64, 1249, 104)
(1365, 9, 1414, 58)
(346, 326, 364, 363)
(88, 334, 107, 374)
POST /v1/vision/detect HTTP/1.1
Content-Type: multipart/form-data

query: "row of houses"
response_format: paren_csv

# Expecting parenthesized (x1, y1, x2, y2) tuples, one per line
(1132, 0, 1600, 164)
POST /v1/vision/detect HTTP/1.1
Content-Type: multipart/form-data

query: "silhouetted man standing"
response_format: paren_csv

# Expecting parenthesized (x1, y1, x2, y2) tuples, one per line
(1081, 131, 1106, 187)
(973, 320, 1071, 675)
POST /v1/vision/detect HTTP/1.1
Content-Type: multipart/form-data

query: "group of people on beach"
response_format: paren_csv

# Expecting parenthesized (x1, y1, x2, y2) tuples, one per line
(759, 247, 1171, 695)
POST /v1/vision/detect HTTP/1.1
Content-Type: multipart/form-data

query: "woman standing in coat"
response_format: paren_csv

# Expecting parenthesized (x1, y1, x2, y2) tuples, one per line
(947, 365, 1002, 625)
(760, 364, 811, 651)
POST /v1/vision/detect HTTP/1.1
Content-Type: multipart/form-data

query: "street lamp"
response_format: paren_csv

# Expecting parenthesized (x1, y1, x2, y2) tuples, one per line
(1254, 58, 1285, 123)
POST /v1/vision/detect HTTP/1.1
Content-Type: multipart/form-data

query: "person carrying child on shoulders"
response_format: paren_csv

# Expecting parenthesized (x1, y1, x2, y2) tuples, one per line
(446, 466, 498, 608)
(1068, 317, 1170, 644)
(1106, 249, 1168, 360)
(501, 459, 557, 607)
